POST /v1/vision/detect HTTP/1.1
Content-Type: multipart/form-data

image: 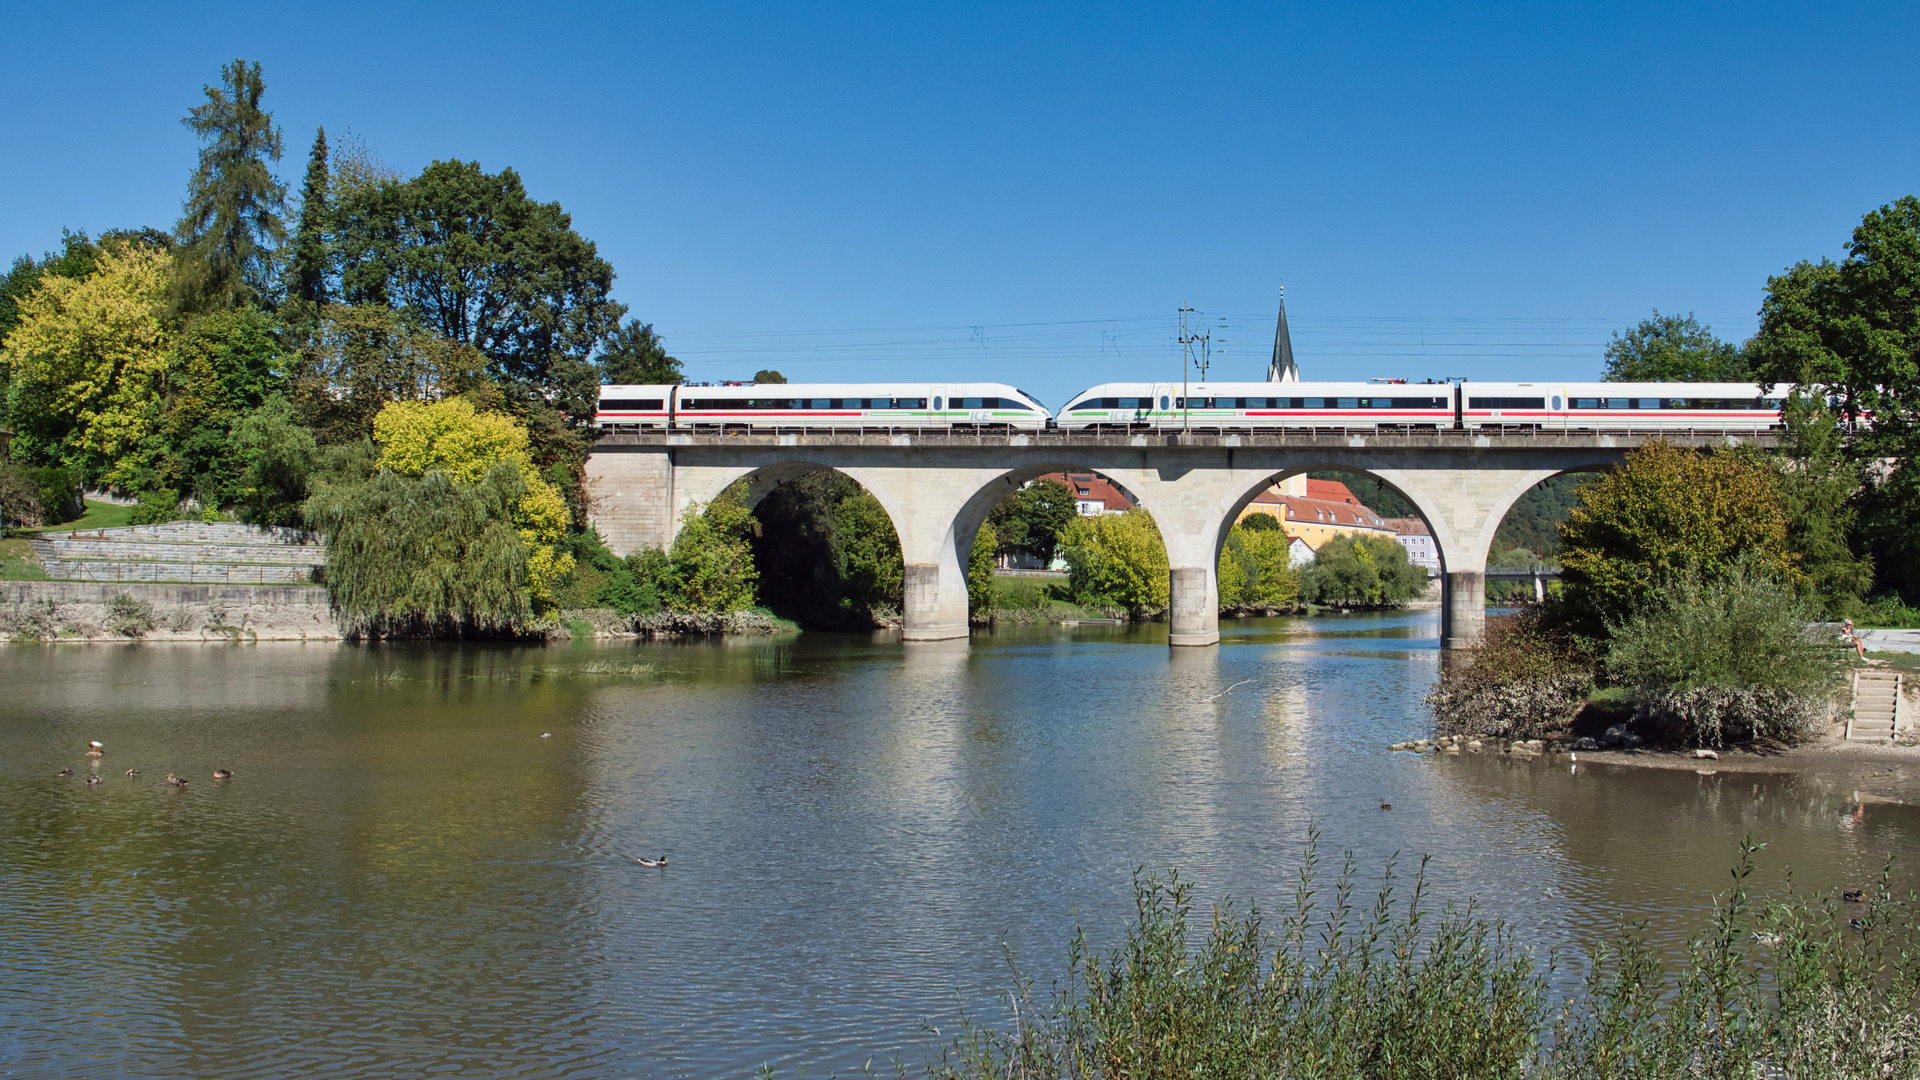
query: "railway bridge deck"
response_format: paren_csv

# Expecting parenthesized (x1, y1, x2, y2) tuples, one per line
(584, 428, 1777, 649)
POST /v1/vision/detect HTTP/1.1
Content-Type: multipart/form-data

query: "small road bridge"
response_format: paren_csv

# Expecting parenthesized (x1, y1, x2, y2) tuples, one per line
(584, 428, 1774, 649)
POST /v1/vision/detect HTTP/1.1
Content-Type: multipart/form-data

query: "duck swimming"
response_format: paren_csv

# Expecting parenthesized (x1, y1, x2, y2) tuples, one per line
(86, 741, 104, 757)
(86, 775, 102, 786)
(125, 769, 139, 777)
(165, 773, 188, 787)
(212, 769, 232, 780)
(57, 769, 72, 777)
(1843, 889, 1867, 903)
(636, 856, 669, 868)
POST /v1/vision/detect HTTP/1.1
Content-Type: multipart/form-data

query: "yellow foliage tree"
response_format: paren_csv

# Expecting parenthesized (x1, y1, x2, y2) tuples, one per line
(371, 398, 574, 599)
(1, 245, 173, 485)
(1060, 507, 1170, 616)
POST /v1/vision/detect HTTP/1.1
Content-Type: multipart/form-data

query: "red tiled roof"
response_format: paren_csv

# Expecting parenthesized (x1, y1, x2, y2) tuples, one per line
(1381, 517, 1430, 536)
(1035, 472, 1133, 511)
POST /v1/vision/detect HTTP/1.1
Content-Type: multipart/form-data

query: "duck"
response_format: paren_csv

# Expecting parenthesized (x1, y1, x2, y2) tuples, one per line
(1850, 918, 1868, 933)
(1843, 889, 1867, 903)
(636, 856, 669, 868)
(212, 769, 232, 780)
(165, 773, 188, 787)
(125, 768, 140, 777)
(86, 775, 102, 786)
(57, 769, 73, 777)
(86, 741, 104, 757)
(540, 732, 552, 739)
(1379, 800, 1393, 811)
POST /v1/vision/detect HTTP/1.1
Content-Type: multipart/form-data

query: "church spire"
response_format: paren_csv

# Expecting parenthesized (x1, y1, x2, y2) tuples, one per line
(1267, 285, 1299, 382)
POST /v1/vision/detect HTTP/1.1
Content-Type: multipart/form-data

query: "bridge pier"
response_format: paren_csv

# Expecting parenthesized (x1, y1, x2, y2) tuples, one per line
(1441, 571, 1486, 651)
(1168, 567, 1219, 647)
(902, 563, 970, 640)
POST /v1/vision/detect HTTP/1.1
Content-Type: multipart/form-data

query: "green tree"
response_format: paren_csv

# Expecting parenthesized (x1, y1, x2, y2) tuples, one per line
(1060, 508, 1169, 617)
(1748, 196, 1920, 600)
(284, 127, 330, 306)
(1218, 521, 1298, 612)
(1492, 473, 1596, 558)
(669, 489, 758, 612)
(331, 159, 625, 420)
(2, 244, 174, 484)
(284, 304, 487, 441)
(1602, 311, 1748, 382)
(229, 395, 318, 526)
(1301, 534, 1424, 608)
(174, 59, 287, 311)
(837, 490, 903, 615)
(159, 307, 282, 502)
(753, 369, 786, 384)
(600, 320, 682, 384)
(747, 471, 901, 627)
(968, 520, 997, 619)
(987, 478, 1076, 562)
(306, 461, 533, 638)
(1556, 440, 1798, 636)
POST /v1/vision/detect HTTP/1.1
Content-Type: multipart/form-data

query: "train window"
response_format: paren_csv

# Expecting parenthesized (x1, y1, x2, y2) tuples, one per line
(1337, 398, 1359, 409)
(1572, 398, 1600, 409)
(933, 397, 944, 410)
(1551, 396, 1563, 410)
(599, 398, 663, 411)
(1468, 397, 1546, 409)
(1667, 399, 1688, 409)
(1159, 396, 1169, 410)
(1607, 398, 1629, 410)
(1637, 399, 1661, 410)
(815, 399, 833, 409)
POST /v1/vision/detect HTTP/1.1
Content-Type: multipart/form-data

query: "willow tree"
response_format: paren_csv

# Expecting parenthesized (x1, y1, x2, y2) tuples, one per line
(307, 462, 531, 638)
(174, 59, 287, 311)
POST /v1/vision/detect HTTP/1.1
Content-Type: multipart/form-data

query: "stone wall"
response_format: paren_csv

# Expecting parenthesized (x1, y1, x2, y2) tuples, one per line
(0, 581, 337, 642)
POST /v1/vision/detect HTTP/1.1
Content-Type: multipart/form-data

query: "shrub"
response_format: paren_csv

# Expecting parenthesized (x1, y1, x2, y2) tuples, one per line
(1302, 533, 1426, 608)
(968, 520, 996, 620)
(1605, 559, 1848, 747)
(668, 488, 757, 612)
(127, 489, 180, 525)
(27, 466, 81, 524)
(1426, 608, 1596, 739)
(0, 464, 43, 527)
(104, 593, 155, 638)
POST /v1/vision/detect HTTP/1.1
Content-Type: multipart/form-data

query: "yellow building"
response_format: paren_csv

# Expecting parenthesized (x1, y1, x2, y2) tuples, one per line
(1236, 476, 1396, 549)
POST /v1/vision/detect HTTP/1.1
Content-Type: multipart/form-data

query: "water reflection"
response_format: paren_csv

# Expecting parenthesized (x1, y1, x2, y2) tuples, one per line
(0, 618, 1915, 1079)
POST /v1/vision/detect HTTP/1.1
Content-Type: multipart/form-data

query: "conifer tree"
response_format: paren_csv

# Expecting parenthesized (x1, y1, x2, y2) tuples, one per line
(285, 127, 330, 306)
(174, 59, 287, 311)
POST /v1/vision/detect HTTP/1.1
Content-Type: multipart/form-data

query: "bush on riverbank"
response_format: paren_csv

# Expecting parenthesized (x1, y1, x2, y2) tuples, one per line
(1606, 558, 1849, 748)
(1426, 608, 1596, 739)
(1218, 519, 1300, 613)
(1060, 508, 1169, 618)
(922, 837, 1920, 1080)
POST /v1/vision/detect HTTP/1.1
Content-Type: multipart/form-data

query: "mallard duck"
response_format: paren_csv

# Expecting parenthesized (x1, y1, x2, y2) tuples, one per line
(1851, 918, 1868, 933)
(165, 773, 188, 787)
(636, 856, 669, 868)
(57, 769, 73, 777)
(86, 775, 102, 785)
(212, 769, 232, 780)
(125, 769, 139, 777)
(1843, 889, 1866, 903)
(86, 741, 104, 757)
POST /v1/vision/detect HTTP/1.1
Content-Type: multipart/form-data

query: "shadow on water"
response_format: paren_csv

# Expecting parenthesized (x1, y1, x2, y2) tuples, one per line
(0, 613, 1915, 1078)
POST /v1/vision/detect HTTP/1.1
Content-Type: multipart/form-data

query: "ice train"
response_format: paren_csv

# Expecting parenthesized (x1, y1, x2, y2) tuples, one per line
(595, 381, 1786, 434)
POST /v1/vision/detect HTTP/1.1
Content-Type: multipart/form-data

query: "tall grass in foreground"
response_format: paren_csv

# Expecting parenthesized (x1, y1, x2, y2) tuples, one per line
(920, 832, 1920, 1080)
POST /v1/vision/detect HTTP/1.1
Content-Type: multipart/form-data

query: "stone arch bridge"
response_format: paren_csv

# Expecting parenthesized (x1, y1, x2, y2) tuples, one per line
(584, 429, 1771, 649)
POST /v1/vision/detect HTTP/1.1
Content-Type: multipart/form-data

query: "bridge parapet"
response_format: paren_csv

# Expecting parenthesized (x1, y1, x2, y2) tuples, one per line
(593, 428, 1777, 452)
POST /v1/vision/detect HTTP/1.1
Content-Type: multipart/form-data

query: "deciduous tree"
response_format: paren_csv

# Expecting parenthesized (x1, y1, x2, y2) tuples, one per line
(600, 320, 682, 385)
(1556, 440, 1797, 635)
(1602, 312, 1748, 382)
(1, 244, 173, 485)
(1060, 507, 1169, 616)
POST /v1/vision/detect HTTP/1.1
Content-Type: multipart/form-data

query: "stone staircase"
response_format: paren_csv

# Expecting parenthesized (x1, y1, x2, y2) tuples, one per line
(1847, 671, 1902, 743)
(29, 522, 326, 586)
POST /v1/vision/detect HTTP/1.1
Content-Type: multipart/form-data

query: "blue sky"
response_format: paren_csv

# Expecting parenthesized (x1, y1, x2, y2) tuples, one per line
(3, 2, 1916, 406)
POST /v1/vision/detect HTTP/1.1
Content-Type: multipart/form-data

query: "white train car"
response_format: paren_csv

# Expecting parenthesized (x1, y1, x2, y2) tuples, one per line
(595, 383, 1052, 432)
(1464, 382, 1785, 433)
(596, 384, 677, 429)
(1054, 382, 1455, 431)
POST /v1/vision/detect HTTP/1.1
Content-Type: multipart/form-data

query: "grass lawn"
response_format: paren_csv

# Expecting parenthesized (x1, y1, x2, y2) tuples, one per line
(22, 500, 137, 533)
(1866, 650, 1920, 673)
(0, 536, 48, 580)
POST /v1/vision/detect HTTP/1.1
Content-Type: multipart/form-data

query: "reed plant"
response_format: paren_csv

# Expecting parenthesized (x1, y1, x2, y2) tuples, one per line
(919, 831, 1920, 1080)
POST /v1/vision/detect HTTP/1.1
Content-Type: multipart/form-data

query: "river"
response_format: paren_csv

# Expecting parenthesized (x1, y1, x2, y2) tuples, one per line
(2, 611, 1916, 1078)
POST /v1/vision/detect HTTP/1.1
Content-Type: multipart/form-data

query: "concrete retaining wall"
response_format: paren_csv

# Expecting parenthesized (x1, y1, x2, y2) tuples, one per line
(0, 581, 338, 642)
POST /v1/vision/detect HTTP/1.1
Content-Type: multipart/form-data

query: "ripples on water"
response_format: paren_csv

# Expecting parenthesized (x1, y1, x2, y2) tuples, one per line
(1, 611, 1916, 1078)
